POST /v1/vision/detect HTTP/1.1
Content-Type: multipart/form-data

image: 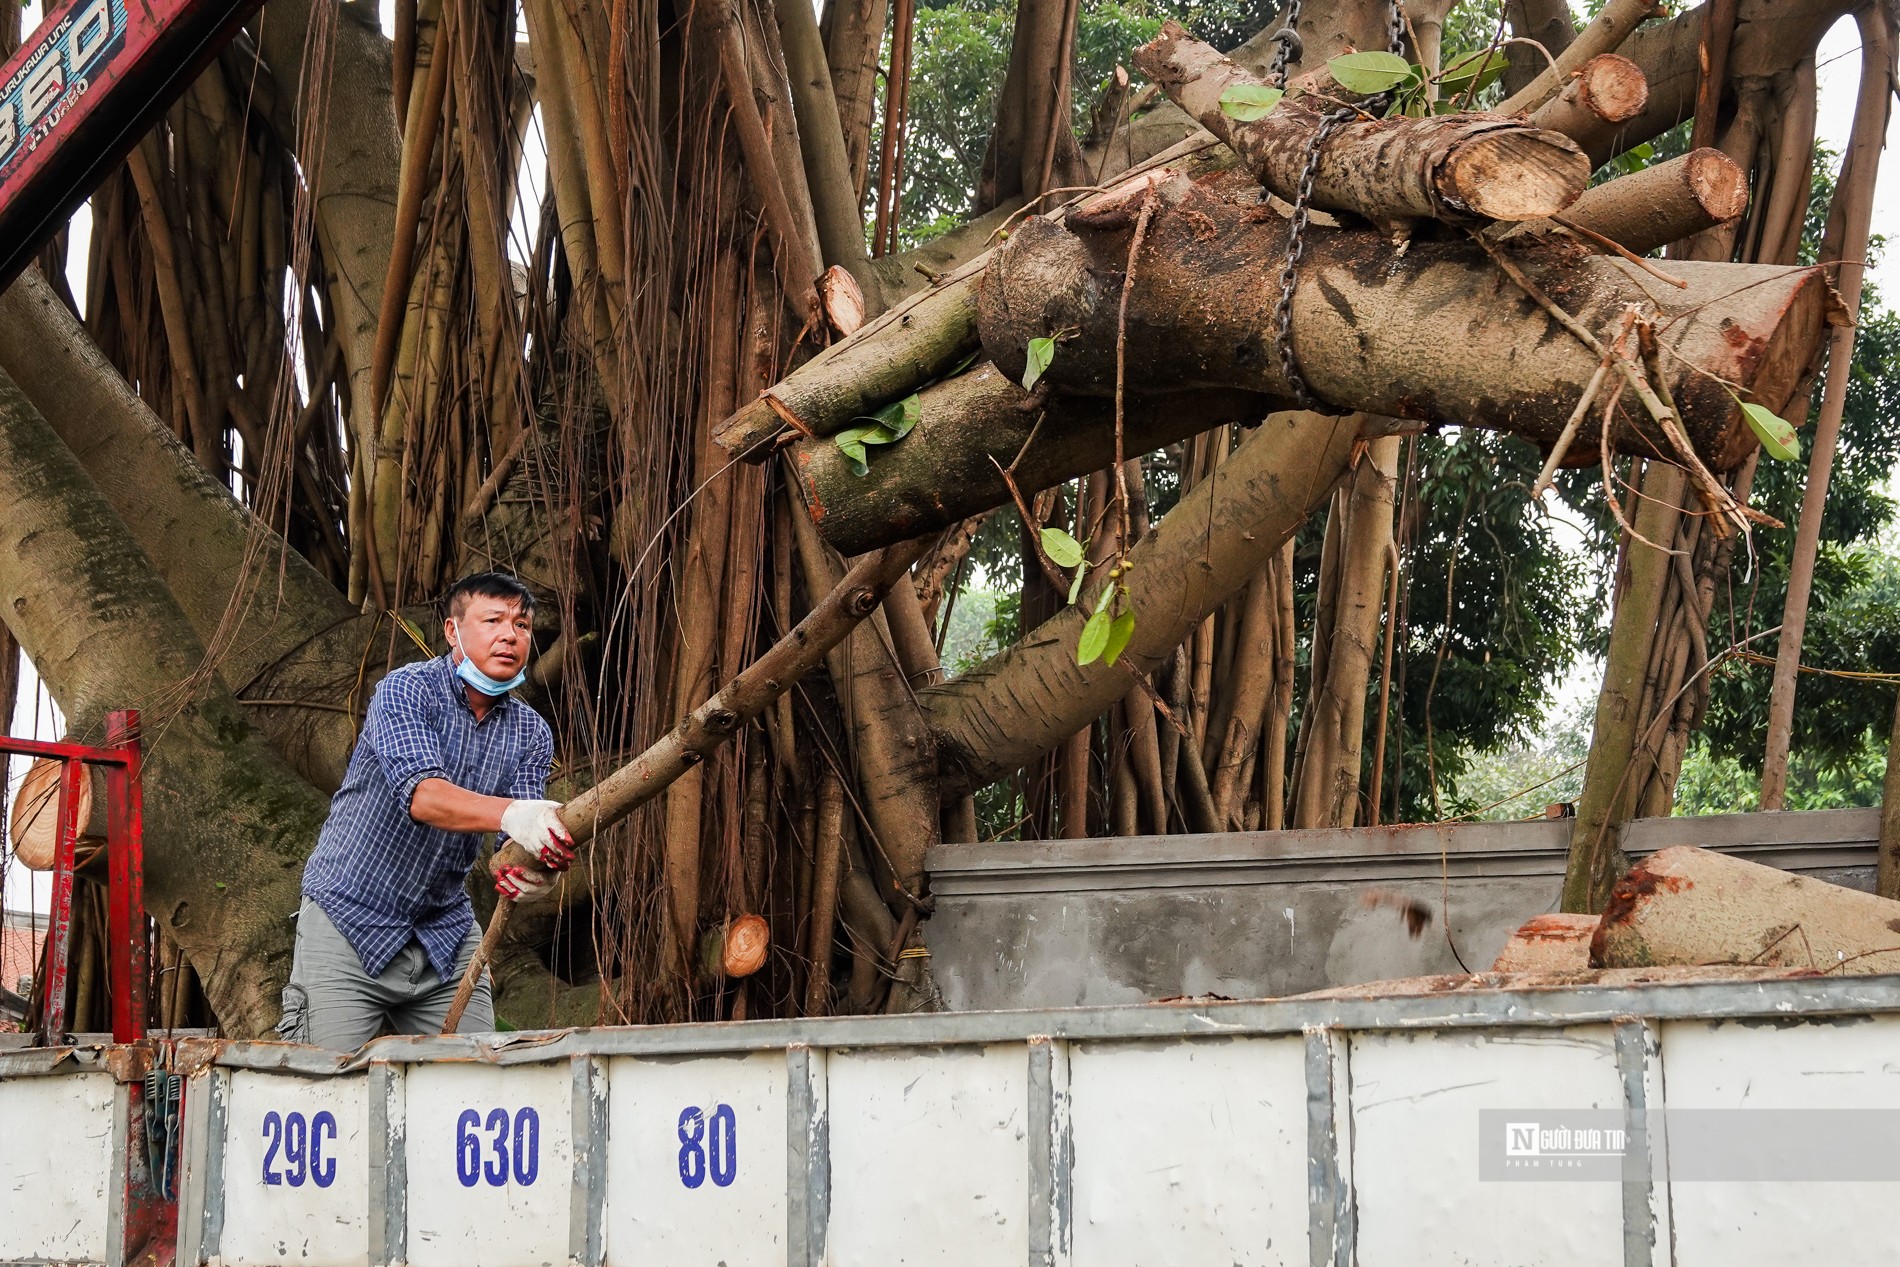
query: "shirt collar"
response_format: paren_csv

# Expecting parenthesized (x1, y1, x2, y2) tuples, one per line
(439, 652, 513, 718)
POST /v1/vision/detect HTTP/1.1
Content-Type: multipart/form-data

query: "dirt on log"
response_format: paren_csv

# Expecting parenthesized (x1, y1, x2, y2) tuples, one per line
(1131, 21, 1590, 223)
(977, 169, 1826, 474)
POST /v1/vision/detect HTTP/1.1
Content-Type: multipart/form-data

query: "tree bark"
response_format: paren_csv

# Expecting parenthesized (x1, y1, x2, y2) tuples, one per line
(925, 409, 1359, 792)
(256, 0, 402, 474)
(1880, 691, 1900, 900)
(822, 0, 887, 205)
(1134, 23, 1590, 224)
(1498, 0, 1662, 116)
(777, 0, 874, 285)
(1563, 463, 1686, 913)
(1291, 433, 1399, 828)
(1503, 0, 1579, 97)
(1760, 5, 1894, 809)
(0, 369, 329, 1038)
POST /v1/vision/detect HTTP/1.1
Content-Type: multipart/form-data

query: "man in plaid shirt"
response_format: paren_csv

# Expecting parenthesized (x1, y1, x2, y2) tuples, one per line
(281, 572, 575, 1049)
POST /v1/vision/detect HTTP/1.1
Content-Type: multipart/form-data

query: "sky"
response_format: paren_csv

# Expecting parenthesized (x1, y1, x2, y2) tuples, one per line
(3, 5, 1899, 911)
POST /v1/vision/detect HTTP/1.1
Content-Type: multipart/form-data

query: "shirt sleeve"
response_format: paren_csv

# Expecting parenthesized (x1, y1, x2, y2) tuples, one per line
(506, 718, 555, 802)
(363, 669, 451, 818)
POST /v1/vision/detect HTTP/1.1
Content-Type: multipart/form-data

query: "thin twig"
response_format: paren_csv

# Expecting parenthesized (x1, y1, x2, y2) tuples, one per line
(1550, 214, 1689, 288)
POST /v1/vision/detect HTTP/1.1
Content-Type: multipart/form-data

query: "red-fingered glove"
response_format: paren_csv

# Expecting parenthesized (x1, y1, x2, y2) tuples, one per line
(494, 863, 552, 903)
(499, 799, 577, 870)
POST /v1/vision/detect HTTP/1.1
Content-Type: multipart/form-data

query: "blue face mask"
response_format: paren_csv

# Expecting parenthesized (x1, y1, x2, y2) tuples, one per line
(451, 622, 527, 696)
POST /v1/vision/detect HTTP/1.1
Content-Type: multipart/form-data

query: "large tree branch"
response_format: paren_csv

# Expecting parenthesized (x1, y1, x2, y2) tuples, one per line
(922, 409, 1361, 791)
(977, 173, 1826, 472)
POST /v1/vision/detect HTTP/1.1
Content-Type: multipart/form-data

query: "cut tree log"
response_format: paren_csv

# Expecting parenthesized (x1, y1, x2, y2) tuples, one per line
(1591, 846, 1900, 974)
(790, 362, 1270, 554)
(1131, 22, 1590, 223)
(1497, 0, 1661, 117)
(979, 170, 1826, 473)
(1510, 148, 1748, 255)
(1526, 54, 1648, 151)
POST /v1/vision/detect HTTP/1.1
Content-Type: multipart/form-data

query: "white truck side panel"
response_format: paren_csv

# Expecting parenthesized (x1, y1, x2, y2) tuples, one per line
(404, 1063, 572, 1267)
(823, 1044, 1029, 1266)
(217, 1070, 369, 1267)
(603, 1051, 787, 1266)
(1067, 1036, 1308, 1265)
(0, 1072, 115, 1264)
(1350, 1026, 1625, 1267)
(1662, 1014, 1900, 1267)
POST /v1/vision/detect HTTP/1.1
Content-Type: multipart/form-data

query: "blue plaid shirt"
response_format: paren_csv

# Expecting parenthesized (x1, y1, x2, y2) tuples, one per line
(302, 655, 553, 981)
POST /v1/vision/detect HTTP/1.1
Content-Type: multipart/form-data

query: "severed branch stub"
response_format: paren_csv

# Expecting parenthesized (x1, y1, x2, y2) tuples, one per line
(1131, 20, 1590, 223)
(439, 536, 931, 1034)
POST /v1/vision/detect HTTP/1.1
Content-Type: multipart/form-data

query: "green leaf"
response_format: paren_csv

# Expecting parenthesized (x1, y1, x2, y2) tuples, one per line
(1023, 336, 1058, 391)
(835, 434, 869, 475)
(1437, 49, 1506, 96)
(1066, 562, 1086, 606)
(1742, 402, 1802, 461)
(1103, 609, 1137, 667)
(1076, 605, 1113, 666)
(1041, 527, 1085, 569)
(1327, 51, 1414, 95)
(1218, 83, 1285, 122)
(860, 393, 921, 441)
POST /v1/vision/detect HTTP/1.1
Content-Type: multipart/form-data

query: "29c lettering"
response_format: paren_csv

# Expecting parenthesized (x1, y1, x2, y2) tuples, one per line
(261, 1110, 337, 1188)
(455, 1107, 540, 1187)
(677, 1103, 737, 1189)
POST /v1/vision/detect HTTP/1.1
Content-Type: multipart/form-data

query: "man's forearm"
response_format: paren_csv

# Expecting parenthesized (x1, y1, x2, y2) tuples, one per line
(409, 778, 512, 832)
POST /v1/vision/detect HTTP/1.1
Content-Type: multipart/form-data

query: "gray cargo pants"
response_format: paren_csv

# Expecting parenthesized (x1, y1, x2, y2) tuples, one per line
(277, 898, 494, 1050)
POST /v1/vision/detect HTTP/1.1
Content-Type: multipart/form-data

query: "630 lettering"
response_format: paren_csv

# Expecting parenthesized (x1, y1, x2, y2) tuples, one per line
(455, 1106, 541, 1187)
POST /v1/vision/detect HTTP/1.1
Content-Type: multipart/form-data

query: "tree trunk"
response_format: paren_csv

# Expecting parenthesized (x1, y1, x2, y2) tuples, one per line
(1563, 463, 1686, 913)
(0, 369, 329, 1037)
(1291, 433, 1399, 828)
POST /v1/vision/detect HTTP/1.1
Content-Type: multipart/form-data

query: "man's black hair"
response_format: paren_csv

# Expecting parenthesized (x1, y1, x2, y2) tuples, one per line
(444, 571, 536, 620)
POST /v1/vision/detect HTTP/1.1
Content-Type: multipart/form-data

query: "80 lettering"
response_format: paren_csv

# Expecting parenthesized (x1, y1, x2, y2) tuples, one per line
(456, 1107, 540, 1187)
(677, 1103, 737, 1189)
(261, 1110, 338, 1187)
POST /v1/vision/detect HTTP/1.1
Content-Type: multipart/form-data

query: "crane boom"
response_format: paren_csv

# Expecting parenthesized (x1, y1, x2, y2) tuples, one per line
(0, 0, 265, 288)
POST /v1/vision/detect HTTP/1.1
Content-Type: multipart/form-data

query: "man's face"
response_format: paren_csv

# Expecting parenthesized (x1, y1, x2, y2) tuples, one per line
(447, 595, 531, 680)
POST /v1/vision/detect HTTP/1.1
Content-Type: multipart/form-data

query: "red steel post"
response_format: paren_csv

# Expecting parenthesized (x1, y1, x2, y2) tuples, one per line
(104, 709, 146, 1042)
(40, 756, 82, 1042)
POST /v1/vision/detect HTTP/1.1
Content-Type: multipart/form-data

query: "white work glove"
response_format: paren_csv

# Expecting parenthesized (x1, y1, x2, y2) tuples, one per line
(494, 862, 554, 903)
(499, 799, 576, 871)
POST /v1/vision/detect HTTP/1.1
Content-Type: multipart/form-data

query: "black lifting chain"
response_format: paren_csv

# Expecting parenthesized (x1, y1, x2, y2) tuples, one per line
(1269, 0, 1408, 413)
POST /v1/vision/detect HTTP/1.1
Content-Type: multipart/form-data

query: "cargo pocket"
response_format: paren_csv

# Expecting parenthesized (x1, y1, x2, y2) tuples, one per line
(275, 983, 309, 1043)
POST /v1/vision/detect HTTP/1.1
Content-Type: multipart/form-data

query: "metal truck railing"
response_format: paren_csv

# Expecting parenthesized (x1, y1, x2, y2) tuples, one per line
(8, 973, 1900, 1265)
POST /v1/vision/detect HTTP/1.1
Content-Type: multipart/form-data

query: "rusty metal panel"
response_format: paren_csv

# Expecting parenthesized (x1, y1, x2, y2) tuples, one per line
(1349, 1026, 1625, 1267)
